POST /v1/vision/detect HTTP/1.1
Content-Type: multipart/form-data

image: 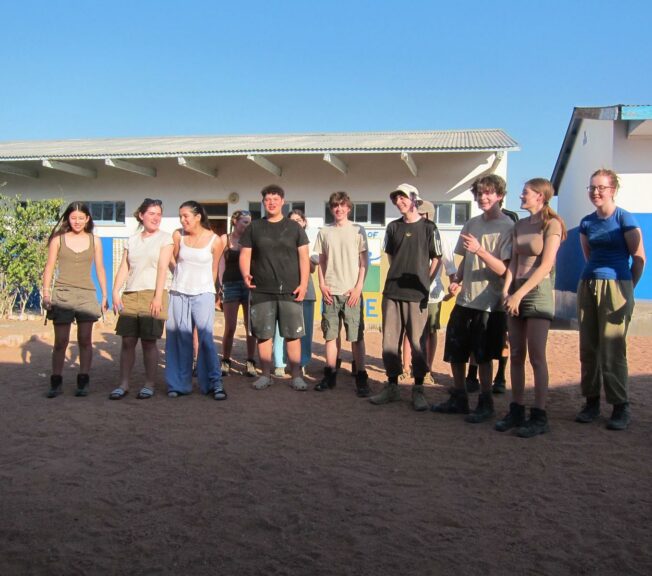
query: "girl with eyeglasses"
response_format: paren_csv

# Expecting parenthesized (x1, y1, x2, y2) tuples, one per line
(575, 169, 646, 430)
(109, 198, 173, 400)
(217, 210, 257, 377)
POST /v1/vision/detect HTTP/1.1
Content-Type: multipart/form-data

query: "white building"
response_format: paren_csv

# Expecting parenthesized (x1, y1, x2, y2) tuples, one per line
(551, 105, 652, 320)
(0, 130, 518, 319)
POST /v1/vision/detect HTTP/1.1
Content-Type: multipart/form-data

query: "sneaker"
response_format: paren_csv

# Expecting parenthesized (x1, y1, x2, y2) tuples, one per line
(495, 402, 526, 432)
(291, 377, 308, 391)
(411, 385, 429, 412)
(575, 396, 600, 423)
(213, 386, 227, 401)
(516, 408, 549, 437)
(465, 376, 480, 393)
(431, 389, 469, 414)
(465, 392, 495, 423)
(46, 375, 63, 398)
(606, 403, 630, 431)
(369, 382, 401, 405)
(492, 378, 506, 394)
(423, 372, 436, 386)
(220, 358, 231, 376)
(245, 359, 257, 377)
(355, 370, 371, 398)
(253, 376, 271, 390)
(273, 367, 286, 378)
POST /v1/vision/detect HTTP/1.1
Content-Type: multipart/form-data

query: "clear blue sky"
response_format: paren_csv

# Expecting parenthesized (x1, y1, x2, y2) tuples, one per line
(2, 0, 651, 210)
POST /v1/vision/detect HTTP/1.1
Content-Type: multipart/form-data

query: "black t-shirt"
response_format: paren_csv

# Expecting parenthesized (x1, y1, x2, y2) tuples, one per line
(383, 217, 441, 302)
(240, 217, 309, 298)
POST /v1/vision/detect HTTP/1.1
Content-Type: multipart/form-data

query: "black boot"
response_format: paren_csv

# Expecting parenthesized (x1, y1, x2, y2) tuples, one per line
(492, 357, 507, 394)
(431, 389, 470, 414)
(47, 375, 63, 398)
(75, 373, 90, 397)
(355, 370, 370, 398)
(465, 392, 495, 423)
(575, 396, 600, 423)
(314, 367, 337, 391)
(606, 403, 631, 431)
(465, 364, 479, 393)
(495, 402, 525, 432)
(517, 407, 549, 437)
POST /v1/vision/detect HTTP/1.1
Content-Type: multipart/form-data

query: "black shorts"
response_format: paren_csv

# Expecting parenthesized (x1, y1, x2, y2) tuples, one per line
(444, 305, 506, 364)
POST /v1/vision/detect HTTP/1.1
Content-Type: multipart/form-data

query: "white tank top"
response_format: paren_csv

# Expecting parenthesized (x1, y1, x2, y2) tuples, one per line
(171, 232, 217, 295)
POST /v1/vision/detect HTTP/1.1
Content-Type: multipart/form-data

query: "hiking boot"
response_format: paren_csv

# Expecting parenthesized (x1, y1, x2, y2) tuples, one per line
(575, 396, 600, 423)
(220, 358, 231, 376)
(47, 375, 63, 398)
(315, 367, 337, 391)
(495, 402, 526, 432)
(606, 403, 631, 431)
(431, 389, 469, 414)
(355, 370, 371, 398)
(369, 381, 401, 405)
(465, 392, 495, 423)
(516, 407, 549, 437)
(245, 359, 257, 377)
(75, 374, 90, 397)
(411, 384, 429, 412)
(492, 377, 506, 394)
(465, 376, 480, 393)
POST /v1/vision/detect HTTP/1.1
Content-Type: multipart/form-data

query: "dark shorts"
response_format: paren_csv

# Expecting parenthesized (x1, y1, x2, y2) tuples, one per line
(444, 304, 506, 364)
(46, 285, 100, 324)
(427, 302, 442, 333)
(115, 290, 167, 339)
(222, 280, 249, 304)
(321, 295, 364, 342)
(512, 277, 554, 320)
(250, 298, 305, 340)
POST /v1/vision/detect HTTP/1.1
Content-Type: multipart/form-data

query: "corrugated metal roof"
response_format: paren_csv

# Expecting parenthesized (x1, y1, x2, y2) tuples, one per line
(0, 130, 519, 161)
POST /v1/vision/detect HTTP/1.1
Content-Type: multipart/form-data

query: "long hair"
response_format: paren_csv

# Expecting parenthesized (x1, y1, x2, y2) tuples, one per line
(590, 168, 620, 191)
(179, 200, 211, 230)
(288, 208, 307, 229)
(229, 209, 252, 233)
(48, 202, 94, 244)
(134, 198, 163, 226)
(524, 178, 567, 241)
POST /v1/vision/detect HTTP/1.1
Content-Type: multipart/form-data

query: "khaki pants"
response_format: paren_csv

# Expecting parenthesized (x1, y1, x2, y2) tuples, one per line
(577, 279, 634, 405)
(382, 297, 429, 379)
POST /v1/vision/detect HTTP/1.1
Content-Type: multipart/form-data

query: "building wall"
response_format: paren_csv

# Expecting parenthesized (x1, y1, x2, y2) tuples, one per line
(4, 150, 506, 318)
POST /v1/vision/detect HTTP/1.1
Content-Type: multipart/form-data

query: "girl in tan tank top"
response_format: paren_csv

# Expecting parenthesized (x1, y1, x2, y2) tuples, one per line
(42, 202, 108, 398)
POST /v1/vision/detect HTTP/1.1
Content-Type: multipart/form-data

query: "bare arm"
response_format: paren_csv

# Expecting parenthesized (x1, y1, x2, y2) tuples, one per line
(217, 234, 228, 286)
(212, 235, 225, 286)
(293, 244, 309, 302)
(93, 236, 108, 312)
(346, 250, 368, 307)
(580, 234, 591, 262)
(42, 236, 60, 308)
(239, 247, 255, 289)
(318, 253, 333, 305)
(111, 250, 129, 313)
(625, 228, 646, 288)
(461, 232, 509, 277)
(150, 243, 174, 317)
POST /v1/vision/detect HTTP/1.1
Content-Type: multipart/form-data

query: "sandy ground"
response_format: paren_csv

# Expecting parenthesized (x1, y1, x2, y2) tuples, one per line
(1, 316, 651, 576)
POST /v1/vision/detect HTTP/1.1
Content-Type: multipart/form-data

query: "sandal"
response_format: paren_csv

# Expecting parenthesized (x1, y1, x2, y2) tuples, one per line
(109, 387, 128, 400)
(213, 387, 227, 401)
(137, 386, 154, 399)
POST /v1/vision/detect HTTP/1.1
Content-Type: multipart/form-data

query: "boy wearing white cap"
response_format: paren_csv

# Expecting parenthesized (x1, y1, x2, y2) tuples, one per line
(370, 184, 442, 410)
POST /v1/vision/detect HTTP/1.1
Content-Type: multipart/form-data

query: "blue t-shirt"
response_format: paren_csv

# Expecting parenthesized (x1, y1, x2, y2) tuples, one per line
(579, 206, 639, 280)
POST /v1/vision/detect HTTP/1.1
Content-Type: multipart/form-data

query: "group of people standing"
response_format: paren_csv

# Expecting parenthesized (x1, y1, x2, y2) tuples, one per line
(42, 169, 645, 432)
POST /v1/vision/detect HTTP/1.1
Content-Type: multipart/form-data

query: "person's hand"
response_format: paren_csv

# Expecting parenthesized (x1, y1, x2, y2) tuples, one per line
(112, 293, 123, 314)
(42, 293, 52, 310)
(346, 286, 362, 307)
(448, 282, 462, 297)
(460, 232, 482, 256)
(293, 284, 307, 302)
(101, 296, 109, 313)
(320, 284, 333, 305)
(150, 295, 163, 317)
(243, 274, 256, 290)
(504, 293, 521, 317)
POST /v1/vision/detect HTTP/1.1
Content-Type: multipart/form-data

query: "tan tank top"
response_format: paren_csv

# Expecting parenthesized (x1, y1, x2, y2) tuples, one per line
(55, 233, 96, 290)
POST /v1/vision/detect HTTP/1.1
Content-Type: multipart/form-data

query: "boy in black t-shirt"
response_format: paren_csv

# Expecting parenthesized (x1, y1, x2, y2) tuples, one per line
(240, 185, 310, 391)
(370, 183, 442, 411)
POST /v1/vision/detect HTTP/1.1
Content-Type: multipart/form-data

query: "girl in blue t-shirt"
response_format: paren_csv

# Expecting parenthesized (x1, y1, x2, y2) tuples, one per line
(575, 169, 646, 431)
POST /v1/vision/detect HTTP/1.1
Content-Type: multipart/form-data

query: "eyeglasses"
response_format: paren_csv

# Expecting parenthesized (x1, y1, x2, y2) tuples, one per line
(586, 185, 614, 193)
